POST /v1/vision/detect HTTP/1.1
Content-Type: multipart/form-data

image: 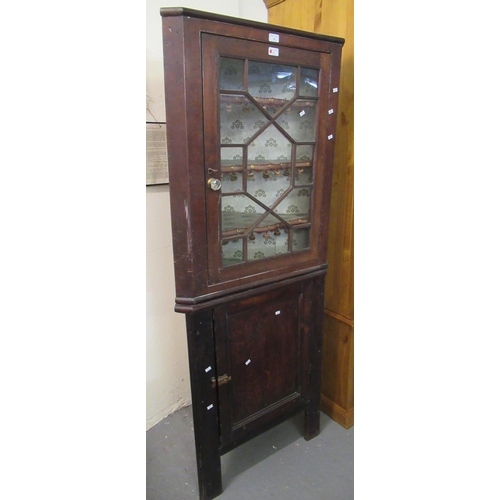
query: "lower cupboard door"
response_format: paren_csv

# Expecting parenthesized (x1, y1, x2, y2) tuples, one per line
(213, 284, 305, 449)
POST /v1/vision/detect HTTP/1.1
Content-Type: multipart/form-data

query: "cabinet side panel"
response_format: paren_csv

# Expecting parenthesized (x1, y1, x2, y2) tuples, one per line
(162, 16, 209, 301)
(162, 16, 195, 298)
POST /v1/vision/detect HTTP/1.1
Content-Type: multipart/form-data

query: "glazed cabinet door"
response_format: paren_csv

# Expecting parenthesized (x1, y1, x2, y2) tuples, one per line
(213, 284, 306, 450)
(202, 34, 332, 286)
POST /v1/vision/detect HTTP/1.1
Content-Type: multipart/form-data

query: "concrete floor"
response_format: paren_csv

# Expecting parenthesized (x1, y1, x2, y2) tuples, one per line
(147, 405, 354, 500)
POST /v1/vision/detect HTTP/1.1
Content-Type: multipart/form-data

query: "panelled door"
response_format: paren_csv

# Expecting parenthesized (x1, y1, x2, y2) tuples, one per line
(213, 283, 306, 449)
(202, 34, 332, 285)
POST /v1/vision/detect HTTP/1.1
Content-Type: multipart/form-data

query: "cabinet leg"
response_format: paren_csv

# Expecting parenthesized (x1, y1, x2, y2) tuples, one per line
(192, 430, 222, 500)
(304, 404, 321, 441)
(185, 311, 223, 500)
(302, 276, 324, 442)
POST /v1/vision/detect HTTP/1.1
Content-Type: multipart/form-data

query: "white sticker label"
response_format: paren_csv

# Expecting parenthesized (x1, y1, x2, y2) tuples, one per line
(207, 404, 213, 410)
(275, 310, 281, 315)
(269, 33, 280, 43)
(245, 359, 251, 365)
(268, 47, 279, 57)
(328, 109, 334, 115)
(299, 110, 306, 117)
(332, 87, 339, 93)
(328, 134, 334, 140)
(205, 366, 212, 373)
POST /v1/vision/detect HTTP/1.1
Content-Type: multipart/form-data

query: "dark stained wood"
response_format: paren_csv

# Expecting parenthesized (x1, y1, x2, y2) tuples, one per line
(160, 9, 343, 499)
(185, 311, 222, 500)
(174, 264, 327, 313)
(160, 7, 344, 46)
(302, 276, 325, 440)
(214, 284, 302, 448)
(202, 33, 333, 287)
(162, 12, 343, 307)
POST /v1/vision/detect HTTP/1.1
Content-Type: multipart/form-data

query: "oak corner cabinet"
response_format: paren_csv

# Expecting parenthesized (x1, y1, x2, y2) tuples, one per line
(160, 8, 344, 500)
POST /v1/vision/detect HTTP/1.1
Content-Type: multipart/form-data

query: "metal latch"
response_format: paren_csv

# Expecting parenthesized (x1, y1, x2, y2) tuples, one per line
(211, 374, 232, 388)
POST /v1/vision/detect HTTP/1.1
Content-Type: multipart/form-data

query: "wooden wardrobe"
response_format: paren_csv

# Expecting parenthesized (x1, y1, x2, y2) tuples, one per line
(264, 0, 354, 428)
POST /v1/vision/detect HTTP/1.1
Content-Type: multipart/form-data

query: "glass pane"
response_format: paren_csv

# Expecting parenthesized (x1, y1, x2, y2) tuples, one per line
(295, 166, 313, 186)
(295, 145, 314, 186)
(220, 95, 268, 145)
(220, 58, 244, 91)
(246, 164, 291, 201)
(274, 227, 290, 255)
(292, 227, 310, 251)
(247, 214, 290, 261)
(274, 187, 311, 224)
(299, 67, 319, 97)
(249, 123, 292, 165)
(217, 59, 318, 268)
(221, 194, 265, 236)
(248, 230, 276, 261)
(222, 238, 244, 267)
(284, 100, 317, 142)
(221, 147, 244, 193)
(255, 212, 284, 231)
(248, 61, 297, 116)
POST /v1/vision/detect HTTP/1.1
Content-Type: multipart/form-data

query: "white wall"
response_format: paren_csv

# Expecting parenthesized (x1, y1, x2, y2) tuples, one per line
(146, 0, 268, 430)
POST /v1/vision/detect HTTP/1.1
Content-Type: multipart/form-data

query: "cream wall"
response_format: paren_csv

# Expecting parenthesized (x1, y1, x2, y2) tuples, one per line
(146, 0, 268, 430)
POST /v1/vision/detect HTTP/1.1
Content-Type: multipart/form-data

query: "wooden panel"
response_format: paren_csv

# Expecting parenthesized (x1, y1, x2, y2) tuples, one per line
(227, 293, 300, 424)
(267, 0, 316, 32)
(321, 0, 354, 319)
(321, 313, 354, 427)
(214, 285, 303, 448)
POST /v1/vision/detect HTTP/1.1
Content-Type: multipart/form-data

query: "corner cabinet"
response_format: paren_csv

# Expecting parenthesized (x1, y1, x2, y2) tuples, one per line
(160, 8, 344, 500)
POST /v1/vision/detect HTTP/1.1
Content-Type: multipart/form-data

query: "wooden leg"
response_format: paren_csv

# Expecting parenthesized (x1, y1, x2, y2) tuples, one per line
(304, 404, 321, 441)
(302, 276, 325, 442)
(185, 311, 223, 500)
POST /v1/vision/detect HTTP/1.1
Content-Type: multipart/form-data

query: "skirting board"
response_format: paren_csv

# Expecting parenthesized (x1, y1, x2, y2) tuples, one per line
(321, 394, 354, 429)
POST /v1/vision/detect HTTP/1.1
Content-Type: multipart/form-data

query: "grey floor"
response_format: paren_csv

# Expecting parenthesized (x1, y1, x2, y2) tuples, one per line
(147, 405, 354, 500)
